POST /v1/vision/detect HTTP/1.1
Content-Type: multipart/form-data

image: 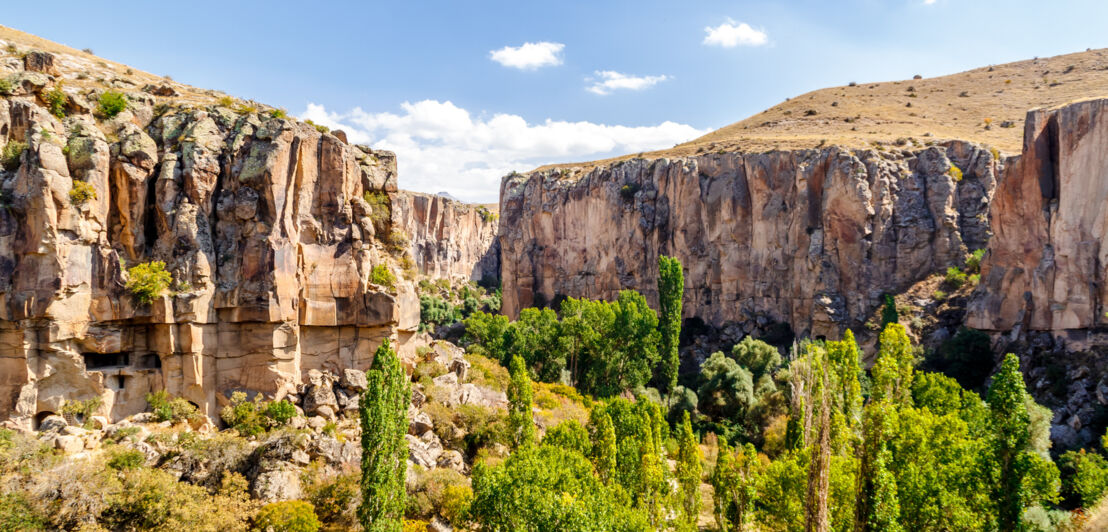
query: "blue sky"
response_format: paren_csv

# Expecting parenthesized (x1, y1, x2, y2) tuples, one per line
(6, 0, 1107, 201)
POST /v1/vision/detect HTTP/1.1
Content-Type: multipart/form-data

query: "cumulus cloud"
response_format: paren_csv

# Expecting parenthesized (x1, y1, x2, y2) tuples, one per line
(586, 71, 669, 95)
(703, 19, 768, 48)
(489, 41, 565, 70)
(300, 100, 707, 202)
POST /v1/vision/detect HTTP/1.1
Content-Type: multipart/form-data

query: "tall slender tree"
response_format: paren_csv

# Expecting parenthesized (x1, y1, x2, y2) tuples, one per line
(588, 407, 617, 483)
(657, 255, 684, 395)
(988, 353, 1043, 531)
(854, 400, 902, 532)
(358, 338, 410, 532)
(507, 355, 536, 449)
(676, 411, 703, 526)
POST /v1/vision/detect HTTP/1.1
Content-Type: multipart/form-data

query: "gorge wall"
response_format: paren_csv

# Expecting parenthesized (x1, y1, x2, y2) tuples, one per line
(393, 191, 499, 284)
(967, 99, 1108, 343)
(499, 141, 997, 345)
(0, 62, 428, 427)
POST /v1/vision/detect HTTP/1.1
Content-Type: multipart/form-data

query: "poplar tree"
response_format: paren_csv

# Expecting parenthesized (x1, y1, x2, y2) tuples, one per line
(507, 355, 536, 449)
(588, 407, 617, 483)
(657, 255, 684, 395)
(358, 338, 410, 532)
(676, 411, 703, 526)
(854, 400, 902, 532)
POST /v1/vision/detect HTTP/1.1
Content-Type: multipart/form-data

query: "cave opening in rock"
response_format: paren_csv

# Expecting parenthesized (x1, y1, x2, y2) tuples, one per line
(33, 411, 56, 429)
(108, 375, 127, 391)
(137, 354, 162, 369)
(82, 352, 130, 370)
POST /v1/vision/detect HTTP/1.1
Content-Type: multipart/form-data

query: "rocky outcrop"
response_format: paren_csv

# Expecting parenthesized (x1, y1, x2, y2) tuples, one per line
(967, 99, 1108, 343)
(0, 55, 421, 427)
(499, 143, 997, 344)
(393, 191, 499, 283)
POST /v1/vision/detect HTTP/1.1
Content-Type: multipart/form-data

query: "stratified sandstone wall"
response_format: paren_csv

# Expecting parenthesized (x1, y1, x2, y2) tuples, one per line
(499, 143, 997, 343)
(967, 99, 1108, 338)
(0, 79, 418, 426)
(393, 191, 499, 283)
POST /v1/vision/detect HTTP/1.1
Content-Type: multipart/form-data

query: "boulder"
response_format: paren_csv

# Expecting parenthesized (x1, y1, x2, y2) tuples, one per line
(252, 468, 302, 502)
(23, 51, 58, 75)
(54, 434, 84, 454)
(38, 415, 67, 433)
(437, 450, 466, 473)
(409, 411, 433, 436)
(341, 369, 368, 392)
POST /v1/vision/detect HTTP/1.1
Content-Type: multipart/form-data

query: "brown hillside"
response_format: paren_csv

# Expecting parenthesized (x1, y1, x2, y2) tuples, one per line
(538, 47, 1108, 171)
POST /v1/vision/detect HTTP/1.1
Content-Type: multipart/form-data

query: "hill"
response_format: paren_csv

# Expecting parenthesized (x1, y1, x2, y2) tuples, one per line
(538, 47, 1108, 171)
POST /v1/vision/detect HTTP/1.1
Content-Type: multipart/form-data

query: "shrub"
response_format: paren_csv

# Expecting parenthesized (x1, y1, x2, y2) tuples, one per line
(234, 102, 258, 115)
(69, 180, 97, 205)
(407, 467, 471, 521)
(620, 183, 639, 201)
(304, 119, 329, 133)
(371, 264, 397, 291)
(945, 266, 967, 289)
(107, 448, 145, 470)
(0, 492, 45, 531)
(948, 164, 963, 181)
(126, 261, 173, 304)
(1061, 449, 1108, 508)
(388, 230, 410, 253)
(464, 353, 510, 392)
(44, 84, 67, 118)
(0, 78, 12, 96)
(476, 205, 498, 223)
(362, 190, 391, 234)
(254, 501, 321, 532)
(60, 397, 102, 427)
(216, 95, 236, 108)
(303, 469, 360, 530)
(270, 108, 288, 119)
(97, 91, 128, 118)
(1, 141, 27, 171)
(933, 290, 947, 301)
(146, 390, 200, 423)
(965, 248, 986, 274)
(263, 400, 297, 426)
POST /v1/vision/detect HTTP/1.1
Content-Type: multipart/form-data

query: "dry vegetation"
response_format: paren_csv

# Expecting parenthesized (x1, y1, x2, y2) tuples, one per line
(538, 47, 1108, 172)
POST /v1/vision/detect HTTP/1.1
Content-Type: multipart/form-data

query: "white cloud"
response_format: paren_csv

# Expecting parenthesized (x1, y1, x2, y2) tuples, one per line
(300, 101, 708, 203)
(586, 71, 669, 95)
(489, 41, 565, 70)
(703, 19, 768, 48)
(923, 0, 937, 4)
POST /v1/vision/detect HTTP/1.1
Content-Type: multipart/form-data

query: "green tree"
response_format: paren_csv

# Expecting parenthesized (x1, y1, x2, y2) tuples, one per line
(657, 255, 684, 395)
(854, 401, 901, 532)
(468, 445, 651, 531)
(1061, 449, 1108, 508)
(507, 355, 536, 449)
(543, 420, 591, 455)
(871, 324, 914, 405)
(880, 294, 898, 328)
(827, 331, 862, 429)
(711, 437, 759, 532)
(987, 353, 1058, 531)
(358, 339, 410, 532)
(675, 411, 702, 526)
(589, 407, 618, 484)
(509, 307, 566, 381)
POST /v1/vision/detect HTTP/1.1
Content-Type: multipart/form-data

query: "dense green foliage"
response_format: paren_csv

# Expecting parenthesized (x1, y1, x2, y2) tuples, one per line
(44, 84, 67, 118)
(97, 90, 128, 118)
(656, 255, 684, 395)
(465, 290, 660, 396)
(370, 264, 397, 291)
(69, 179, 97, 205)
(507, 355, 537, 449)
(219, 392, 296, 435)
(254, 500, 322, 532)
(359, 339, 411, 532)
(146, 390, 200, 424)
(418, 279, 501, 332)
(125, 260, 173, 304)
(881, 294, 899, 328)
(0, 140, 26, 171)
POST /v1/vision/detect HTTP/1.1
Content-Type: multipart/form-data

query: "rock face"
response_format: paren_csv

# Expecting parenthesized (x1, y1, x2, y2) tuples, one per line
(0, 64, 422, 426)
(967, 99, 1108, 342)
(393, 191, 499, 283)
(499, 143, 997, 342)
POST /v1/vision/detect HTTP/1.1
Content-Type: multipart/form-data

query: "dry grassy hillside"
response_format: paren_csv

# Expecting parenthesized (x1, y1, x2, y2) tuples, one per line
(539, 47, 1108, 171)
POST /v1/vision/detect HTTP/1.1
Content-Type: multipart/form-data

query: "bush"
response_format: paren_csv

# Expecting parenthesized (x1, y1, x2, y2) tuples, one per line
(97, 91, 128, 118)
(44, 84, 67, 118)
(216, 95, 236, 108)
(388, 230, 410, 253)
(1061, 449, 1108, 508)
(620, 183, 639, 201)
(0, 492, 45, 531)
(254, 501, 321, 532)
(304, 119, 329, 133)
(269, 108, 288, 119)
(69, 180, 97, 205)
(126, 261, 173, 304)
(948, 164, 963, 181)
(370, 264, 396, 291)
(933, 289, 947, 302)
(1, 141, 26, 171)
(945, 266, 967, 289)
(476, 205, 498, 223)
(0, 78, 12, 96)
(965, 248, 986, 273)
(107, 448, 145, 470)
(407, 467, 471, 521)
(303, 469, 359, 530)
(362, 190, 391, 235)
(220, 392, 295, 436)
(146, 390, 200, 423)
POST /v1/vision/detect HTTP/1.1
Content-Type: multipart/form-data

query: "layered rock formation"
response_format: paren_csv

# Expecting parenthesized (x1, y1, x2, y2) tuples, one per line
(967, 99, 1108, 343)
(0, 61, 421, 427)
(393, 191, 499, 283)
(499, 142, 998, 343)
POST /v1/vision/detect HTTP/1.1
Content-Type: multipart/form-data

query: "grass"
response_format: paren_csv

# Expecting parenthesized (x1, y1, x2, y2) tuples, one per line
(534, 47, 1108, 173)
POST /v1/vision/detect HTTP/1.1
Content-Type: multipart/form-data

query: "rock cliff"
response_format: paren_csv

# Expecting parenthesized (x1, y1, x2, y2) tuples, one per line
(393, 191, 499, 284)
(0, 54, 423, 427)
(499, 142, 998, 345)
(967, 98, 1108, 343)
